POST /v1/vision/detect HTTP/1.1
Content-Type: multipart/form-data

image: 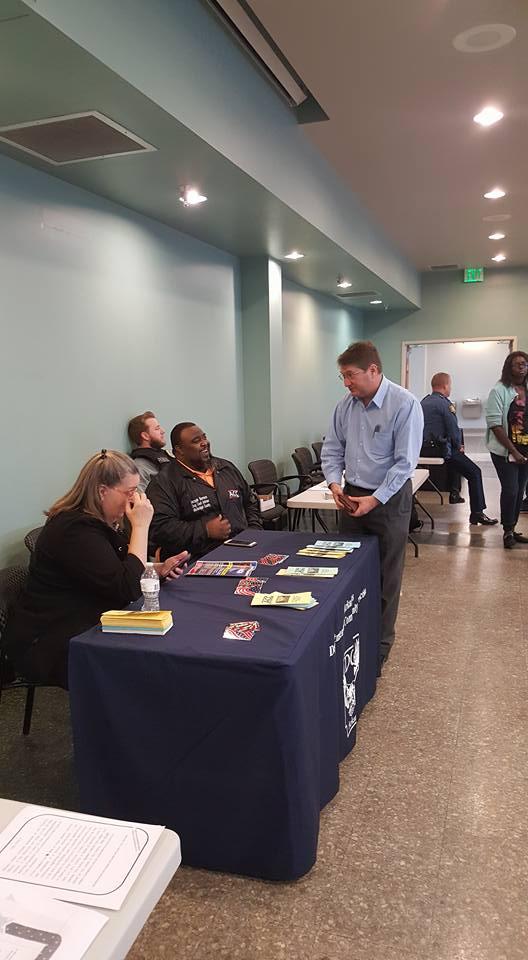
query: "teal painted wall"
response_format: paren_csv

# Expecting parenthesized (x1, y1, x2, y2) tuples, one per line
(280, 280, 363, 474)
(0, 154, 243, 564)
(366, 268, 528, 382)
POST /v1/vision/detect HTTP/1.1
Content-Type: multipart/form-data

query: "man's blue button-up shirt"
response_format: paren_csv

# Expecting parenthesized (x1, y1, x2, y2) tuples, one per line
(321, 376, 424, 505)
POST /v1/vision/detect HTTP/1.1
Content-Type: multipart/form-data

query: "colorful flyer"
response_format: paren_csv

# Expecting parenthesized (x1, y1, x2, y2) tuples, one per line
(259, 553, 289, 566)
(234, 577, 269, 597)
(223, 621, 261, 641)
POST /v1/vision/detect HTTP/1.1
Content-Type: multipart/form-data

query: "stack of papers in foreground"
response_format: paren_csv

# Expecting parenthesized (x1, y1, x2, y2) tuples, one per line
(251, 591, 318, 610)
(277, 566, 338, 578)
(0, 890, 106, 960)
(0, 804, 173, 959)
(100, 610, 173, 635)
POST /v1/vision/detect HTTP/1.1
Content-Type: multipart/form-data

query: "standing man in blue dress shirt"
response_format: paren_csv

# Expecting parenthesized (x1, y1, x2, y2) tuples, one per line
(322, 341, 423, 667)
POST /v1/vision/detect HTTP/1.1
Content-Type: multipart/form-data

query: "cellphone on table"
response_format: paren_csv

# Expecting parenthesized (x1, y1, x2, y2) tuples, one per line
(224, 538, 257, 547)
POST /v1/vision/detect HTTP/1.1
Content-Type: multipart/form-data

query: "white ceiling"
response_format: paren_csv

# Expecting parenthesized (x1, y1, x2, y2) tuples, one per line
(248, 0, 528, 270)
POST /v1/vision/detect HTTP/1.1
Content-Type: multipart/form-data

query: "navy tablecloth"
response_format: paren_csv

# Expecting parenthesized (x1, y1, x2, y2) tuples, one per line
(69, 530, 380, 880)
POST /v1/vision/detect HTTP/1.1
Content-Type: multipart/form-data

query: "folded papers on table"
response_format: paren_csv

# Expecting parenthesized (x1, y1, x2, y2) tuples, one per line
(276, 566, 338, 578)
(251, 591, 318, 610)
(186, 560, 258, 577)
(100, 610, 173, 635)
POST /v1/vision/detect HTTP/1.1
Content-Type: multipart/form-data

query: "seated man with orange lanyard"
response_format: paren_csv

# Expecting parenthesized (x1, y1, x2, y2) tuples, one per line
(147, 422, 262, 559)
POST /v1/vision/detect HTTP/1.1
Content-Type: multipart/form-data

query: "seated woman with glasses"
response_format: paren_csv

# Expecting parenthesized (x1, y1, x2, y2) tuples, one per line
(486, 351, 528, 549)
(3, 450, 188, 688)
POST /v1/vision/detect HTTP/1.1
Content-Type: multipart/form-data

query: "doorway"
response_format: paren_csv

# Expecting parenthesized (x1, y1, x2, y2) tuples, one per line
(402, 336, 516, 457)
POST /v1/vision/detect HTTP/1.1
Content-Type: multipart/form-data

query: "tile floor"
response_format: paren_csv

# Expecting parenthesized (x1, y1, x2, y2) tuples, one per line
(1, 477, 527, 959)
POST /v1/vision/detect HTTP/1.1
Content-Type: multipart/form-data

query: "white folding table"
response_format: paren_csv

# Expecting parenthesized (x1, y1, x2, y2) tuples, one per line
(286, 469, 431, 557)
(417, 456, 445, 503)
(0, 798, 181, 960)
(287, 469, 430, 509)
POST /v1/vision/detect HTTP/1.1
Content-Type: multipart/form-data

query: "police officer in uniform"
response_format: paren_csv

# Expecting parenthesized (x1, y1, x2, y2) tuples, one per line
(421, 373, 497, 526)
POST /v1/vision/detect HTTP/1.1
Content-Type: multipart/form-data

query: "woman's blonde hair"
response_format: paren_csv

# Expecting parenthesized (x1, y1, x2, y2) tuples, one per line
(47, 450, 139, 522)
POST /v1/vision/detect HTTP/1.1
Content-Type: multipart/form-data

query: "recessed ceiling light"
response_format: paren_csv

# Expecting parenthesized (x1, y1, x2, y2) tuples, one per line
(453, 23, 516, 54)
(491, 253, 506, 262)
(370, 299, 382, 305)
(337, 277, 352, 289)
(179, 186, 207, 206)
(488, 232, 506, 240)
(483, 187, 506, 199)
(473, 106, 503, 127)
(284, 250, 304, 260)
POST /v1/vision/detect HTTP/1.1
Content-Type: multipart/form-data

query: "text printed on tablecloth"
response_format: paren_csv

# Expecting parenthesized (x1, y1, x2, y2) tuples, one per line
(328, 587, 367, 658)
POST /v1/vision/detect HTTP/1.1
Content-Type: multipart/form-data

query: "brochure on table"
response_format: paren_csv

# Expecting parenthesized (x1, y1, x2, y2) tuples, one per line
(186, 560, 258, 577)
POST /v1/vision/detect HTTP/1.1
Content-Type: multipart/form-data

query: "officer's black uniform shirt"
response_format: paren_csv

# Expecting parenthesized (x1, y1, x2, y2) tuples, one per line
(421, 391, 462, 458)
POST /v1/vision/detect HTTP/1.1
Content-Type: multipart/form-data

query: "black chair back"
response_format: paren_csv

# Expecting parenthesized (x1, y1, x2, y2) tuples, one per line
(293, 447, 324, 488)
(24, 526, 44, 554)
(247, 459, 278, 496)
(292, 450, 314, 493)
(0, 563, 28, 695)
(0, 564, 27, 636)
(247, 459, 288, 530)
(312, 441, 323, 466)
(0, 563, 51, 735)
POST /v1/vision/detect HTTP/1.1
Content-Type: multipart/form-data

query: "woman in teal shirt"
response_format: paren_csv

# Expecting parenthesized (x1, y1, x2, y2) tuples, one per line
(486, 351, 528, 548)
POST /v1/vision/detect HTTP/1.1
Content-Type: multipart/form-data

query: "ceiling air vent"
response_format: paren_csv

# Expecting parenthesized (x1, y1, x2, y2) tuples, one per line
(0, 112, 156, 165)
(429, 264, 460, 271)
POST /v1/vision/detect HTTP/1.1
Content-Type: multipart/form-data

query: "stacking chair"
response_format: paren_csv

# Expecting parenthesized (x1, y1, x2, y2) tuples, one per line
(311, 441, 323, 468)
(248, 459, 302, 531)
(291, 449, 328, 532)
(24, 525, 44, 554)
(292, 447, 325, 487)
(0, 563, 50, 735)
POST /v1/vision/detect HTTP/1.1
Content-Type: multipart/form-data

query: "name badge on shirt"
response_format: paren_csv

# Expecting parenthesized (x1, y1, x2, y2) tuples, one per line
(190, 495, 212, 513)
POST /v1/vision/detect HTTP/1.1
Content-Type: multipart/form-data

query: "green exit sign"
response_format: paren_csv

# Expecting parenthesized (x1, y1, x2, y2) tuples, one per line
(464, 266, 484, 283)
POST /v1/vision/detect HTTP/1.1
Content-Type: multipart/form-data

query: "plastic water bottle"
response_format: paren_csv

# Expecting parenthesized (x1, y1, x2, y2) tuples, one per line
(140, 563, 160, 612)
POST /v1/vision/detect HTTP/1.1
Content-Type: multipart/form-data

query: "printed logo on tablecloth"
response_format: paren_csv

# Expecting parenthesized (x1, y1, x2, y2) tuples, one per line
(329, 587, 367, 657)
(343, 633, 360, 737)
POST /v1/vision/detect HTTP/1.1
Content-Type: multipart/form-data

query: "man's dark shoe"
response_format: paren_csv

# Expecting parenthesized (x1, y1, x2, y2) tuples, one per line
(449, 493, 465, 504)
(504, 532, 516, 549)
(470, 512, 498, 526)
(513, 531, 528, 543)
